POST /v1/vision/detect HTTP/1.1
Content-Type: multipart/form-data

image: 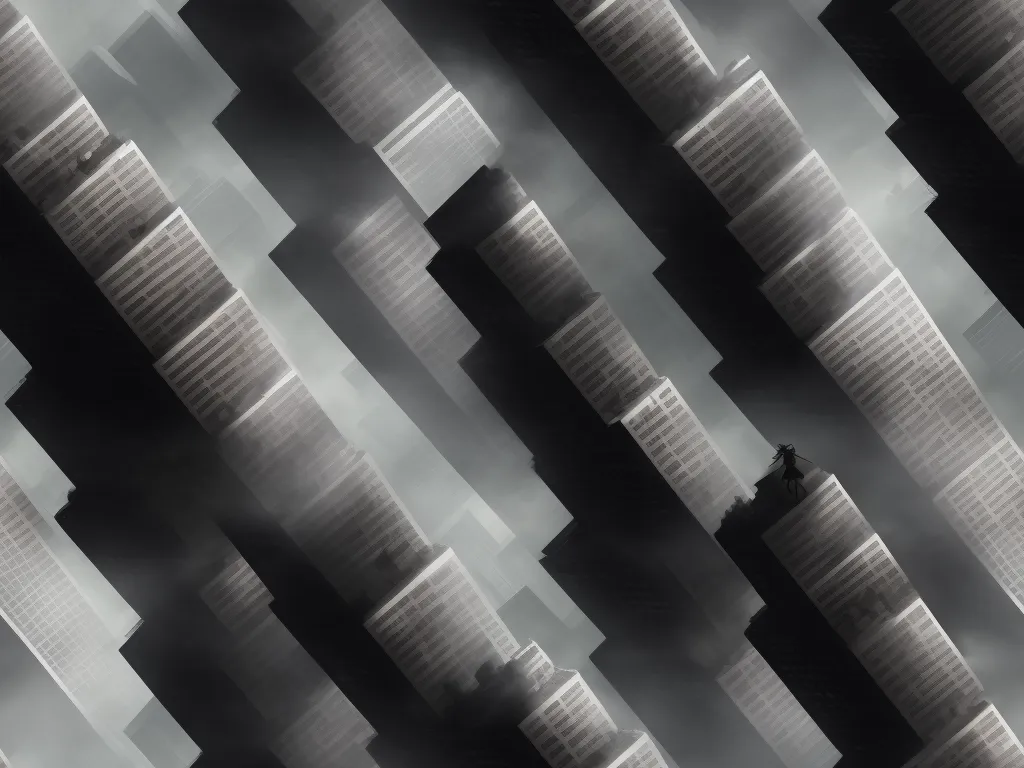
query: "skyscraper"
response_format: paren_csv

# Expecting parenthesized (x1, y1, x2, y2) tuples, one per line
(374, 85, 501, 216)
(509, 641, 557, 691)
(590, 732, 671, 768)
(44, 140, 175, 279)
(891, 0, 1024, 87)
(95, 206, 236, 359)
(281, 451, 433, 607)
(963, 40, 1024, 164)
(852, 598, 984, 740)
(905, 702, 1024, 768)
(717, 643, 841, 768)
(573, 0, 718, 132)
(334, 196, 481, 373)
(543, 294, 658, 425)
(0, 458, 198, 768)
(519, 668, 617, 768)
(294, 0, 449, 146)
(155, 292, 292, 435)
(3, 92, 110, 206)
(475, 200, 593, 332)
(621, 376, 752, 534)
(759, 208, 895, 341)
(809, 269, 1009, 492)
(764, 473, 986, 741)
(934, 437, 1024, 614)
(217, 371, 361, 515)
(727, 150, 847, 275)
(199, 540, 377, 768)
(671, 62, 807, 216)
(0, 16, 75, 146)
(364, 546, 519, 713)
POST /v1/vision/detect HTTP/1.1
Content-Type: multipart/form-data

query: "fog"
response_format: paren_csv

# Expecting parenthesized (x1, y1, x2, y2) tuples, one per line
(5, 0, 1024, 765)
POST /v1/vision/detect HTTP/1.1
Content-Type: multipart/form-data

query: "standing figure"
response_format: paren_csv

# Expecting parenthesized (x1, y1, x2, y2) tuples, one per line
(770, 443, 807, 500)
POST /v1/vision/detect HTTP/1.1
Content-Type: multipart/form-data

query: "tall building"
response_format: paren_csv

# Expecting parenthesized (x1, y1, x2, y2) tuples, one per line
(906, 702, 1024, 768)
(589, 732, 671, 768)
(374, 84, 501, 216)
(199, 541, 377, 768)
(509, 641, 557, 691)
(763, 473, 920, 645)
(717, 643, 841, 768)
(934, 437, 1024, 614)
(621, 376, 752, 534)
(475, 200, 593, 332)
(718, 468, 923, 766)
(0, 16, 75, 148)
(573, 0, 718, 132)
(671, 62, 808, 216)
(44, 140, 175, 279)
(808, 269, 1009, 493)
(891, 0, 1024, 87)
(727, 150, 847, 275)
(519, 668, 617, 768)
(0, 458, 197, 768)
(760, 208, 895, 341)
(154, 291, 292, 436)
(294, 0, 449, 146)
(334, 196, 481, 373)
(281, 451, 433, 607)
(964, 300, 1024, 382)
(763, 473, 986, 741)
(364, 546, 519, 713)
(3, 92, 111, 206)
(217, 370, 360, 508)
(963, 41, 1024, 164)
(852, 598, 984, 740)
(543, 294, 658, 425)
(95, 206, 236, 359)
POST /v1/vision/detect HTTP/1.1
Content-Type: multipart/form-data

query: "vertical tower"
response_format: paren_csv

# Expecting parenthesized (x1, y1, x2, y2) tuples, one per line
(765, 474, 986, 741)
(543, 295, 658, 424)
(475, 200, 593, 332)
(934, 437, 1024, 614)
(3, 92, 111, 206)
(43, 141, 175, 278)
(891, 0, 1024, 87)
(364, 546, 519, 713)
(760, 209, 895, 341)
(294, 0, 449, 146)
(621, 377, 752, 534)
(963, 41, 1024, 164)
(280, 451, 433, 607)
(905, 703, 1024, 768)
(373, 85, 501, 216)
(95, 207, 236, 359)
(199, 540, 377, 768)
(727, 150, 847, 275)
(573, 0, 718, 132)
(333, 196, 481, 374)
(519, 668, 617, 768)
(671, 62, 807, 216)
(717, 643, 841, 768)
(0, 16, 75, 147)
(809, 269, 1009, 492)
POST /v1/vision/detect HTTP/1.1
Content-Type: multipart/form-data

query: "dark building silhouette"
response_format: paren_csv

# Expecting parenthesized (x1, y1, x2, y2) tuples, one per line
(716, 469, 921, 768)
(0, 169, 285, 768)
(820, 0, 1024, 328)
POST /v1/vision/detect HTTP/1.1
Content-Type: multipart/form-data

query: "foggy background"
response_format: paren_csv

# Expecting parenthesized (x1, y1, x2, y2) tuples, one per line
(4, 0, 1024, 766)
